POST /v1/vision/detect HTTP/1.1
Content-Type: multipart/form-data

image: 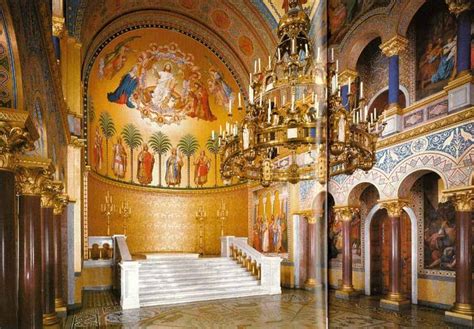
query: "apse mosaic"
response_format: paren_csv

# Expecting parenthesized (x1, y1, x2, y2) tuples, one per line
(86, 27, 244, 189)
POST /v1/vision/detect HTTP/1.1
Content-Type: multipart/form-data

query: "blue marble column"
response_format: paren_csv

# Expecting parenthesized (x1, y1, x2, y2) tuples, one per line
(341, 84, 349, 110)
(456, 10, 471, 74)
(388, 55, 399, 107)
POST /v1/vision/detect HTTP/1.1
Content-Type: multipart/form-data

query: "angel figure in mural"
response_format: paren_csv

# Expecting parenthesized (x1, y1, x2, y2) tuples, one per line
(152, 62, 178, 110)
(207, 68, 234, 107)
(165, 147, 184, 187)
(112, 137, 127, 179)
(187, 82, 217, 121)
(193, 150, 211, 187)
(98, 36, 140, 80)
(137, 144, 155, 185)
(282, 0, 307, 13)
(431, 36, 457, 84)
(93, 127, 103, 171)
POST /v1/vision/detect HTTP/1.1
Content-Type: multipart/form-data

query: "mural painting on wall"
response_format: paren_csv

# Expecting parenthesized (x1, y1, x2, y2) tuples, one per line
(29, 99, 47, 157)
(328, 208, 361, 264)
(252, 190, 288, 256)
(415, 3, 456, 100)
(328, 0, 390, 43)
(87, 27, 243, 189)
(0, 9, 16, 109)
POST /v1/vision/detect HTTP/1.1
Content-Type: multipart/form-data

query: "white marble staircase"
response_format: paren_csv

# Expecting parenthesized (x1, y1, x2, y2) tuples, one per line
(138, 256, 267, 307)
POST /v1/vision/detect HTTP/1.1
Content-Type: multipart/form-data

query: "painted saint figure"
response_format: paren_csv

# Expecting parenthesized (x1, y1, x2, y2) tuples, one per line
(112, 137, 127, 178)
(152, 63, 176, 109)
(94, 127, 103, 171)
(431, 37, 456, 83)
(165, 148, 184, 187)
(187, 82, 217, 121)
(107, 55, 145, 108)
(137, 144, 155, 185)
(208, 68, 234, 107)
(337, 114, 346, 142)
(194, 150, 211, 187)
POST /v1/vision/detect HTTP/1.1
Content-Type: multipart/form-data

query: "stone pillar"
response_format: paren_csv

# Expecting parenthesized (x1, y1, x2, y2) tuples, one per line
(53, 193, 68, 316)
(379, 36, 408, 136)
(379, 199, 410, 311)
(446, 0, 472, 75)
(16, 157, 53, 329)
(304, 215, 317, 290)
(443, 187, 473, 327)
(334, 206, 359, 299)
(41, 180, 62, 326)
(0, 109, 37, 328)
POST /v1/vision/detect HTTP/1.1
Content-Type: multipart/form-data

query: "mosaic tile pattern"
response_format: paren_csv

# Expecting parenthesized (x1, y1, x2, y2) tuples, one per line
(65, 289, 467, 328)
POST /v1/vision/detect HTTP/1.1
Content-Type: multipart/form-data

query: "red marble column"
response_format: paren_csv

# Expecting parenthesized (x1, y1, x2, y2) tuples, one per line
(0, 169, 18, 328)
(53, 195, 68, 311)
(305, 216, 317, 289)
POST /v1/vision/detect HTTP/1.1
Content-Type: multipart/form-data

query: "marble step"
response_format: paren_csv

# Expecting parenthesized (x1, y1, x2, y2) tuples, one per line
(139, 279, 259, 295)
(139, 272, 253, 284)
(138, 257, 230, 264)
(139, 265, 247, 275)
(139, 274, 256, 288)
(138, 260, 236, 269)
(139, 287, 268, 307)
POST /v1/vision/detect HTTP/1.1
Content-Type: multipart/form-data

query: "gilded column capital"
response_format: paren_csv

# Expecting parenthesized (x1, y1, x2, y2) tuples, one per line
(380, 35, 408, 57)
(0, 109, 38, 171)
(442, 186, 473, 212)
(53, 193, 69, 216)
(378, 198, 410, 217)
(333, 205, 358, 222)
(42, 180, 63, 209)
(338, 69, 358, 85)
(445, 0, 472, 16)
(52, 16, 65, 37)
(69, 136, 86, 149)
(15, 156, 54, 196)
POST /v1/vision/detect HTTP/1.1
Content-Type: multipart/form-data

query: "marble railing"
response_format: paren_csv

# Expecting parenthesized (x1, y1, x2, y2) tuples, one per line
(221, 236, 282, 294)
(114, 235, 141, 310)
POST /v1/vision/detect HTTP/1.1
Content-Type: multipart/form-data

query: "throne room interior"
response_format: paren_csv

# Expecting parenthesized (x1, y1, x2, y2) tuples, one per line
(0, 0, 473, 328)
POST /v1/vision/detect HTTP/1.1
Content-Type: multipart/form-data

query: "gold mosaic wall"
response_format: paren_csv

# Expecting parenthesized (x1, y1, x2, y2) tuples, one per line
(88, 173, 249, 255)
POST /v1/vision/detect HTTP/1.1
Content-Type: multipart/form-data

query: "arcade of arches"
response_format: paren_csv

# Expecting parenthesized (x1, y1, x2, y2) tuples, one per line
(0, 0, 472, 328)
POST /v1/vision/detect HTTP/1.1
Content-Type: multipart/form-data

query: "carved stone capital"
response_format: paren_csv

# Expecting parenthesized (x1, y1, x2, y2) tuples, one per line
(69, 136, 86, 149)
(333, 205, 358, 222)
(445, 0, 472, 16)
(0, 109, 38, 171)
(15, 156, 54, 196)
(42, 180, 63, 209)
(442, 187, 473, 212)
(52, 16, 65, 37)
(380, 35, 408, 57)
(378, 199, 410, 217)
(53, 193, 69, 216)
(338, 69, 358, 86)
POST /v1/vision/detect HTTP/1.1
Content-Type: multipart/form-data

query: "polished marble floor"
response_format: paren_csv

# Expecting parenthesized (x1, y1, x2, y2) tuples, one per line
(65, 289, 463, 328)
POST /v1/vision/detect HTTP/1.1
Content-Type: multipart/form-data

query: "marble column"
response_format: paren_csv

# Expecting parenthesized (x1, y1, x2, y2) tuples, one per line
(380, 36, 408, 112)
(446, 0, 472, 75)
(16, 157, 54, 329)
(53, 193, 68, 314)
(444, 187, 473, 327)
(305, 215, 317, 290)
(41, 180, 62, 326)
(334, 206, 359, 299)
(0, 109, 37, 329)
(379, 199, 410, 311)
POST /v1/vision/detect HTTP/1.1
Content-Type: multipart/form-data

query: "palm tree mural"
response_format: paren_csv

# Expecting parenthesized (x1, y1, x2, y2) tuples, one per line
(98, 111, 116, 176)
(149, 131, 172, 187)
(88, 97, 96, 123)
(178, 134, 199, 188)
(121, 124, 143, 183)
(206, 136, 219, 187)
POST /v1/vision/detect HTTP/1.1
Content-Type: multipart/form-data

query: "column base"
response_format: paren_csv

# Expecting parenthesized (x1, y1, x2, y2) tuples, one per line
(43, 312, 59, 326)
(335, 285, 359, 300)
(304, 278, 322, 291)
(380, 293, 410, 312)
(55, 297, 67, 318)
(445, 306, 473, 327)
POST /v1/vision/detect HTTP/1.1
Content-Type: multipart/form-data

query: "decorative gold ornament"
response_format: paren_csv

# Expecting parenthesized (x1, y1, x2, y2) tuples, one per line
(100, 190, 116, 236)
(442, 187, 473, 212)
(333, 205, 358, 222)
(119, 200, 132, 235)
(69, 136, 86, 149)
(379, 35, 409, 57)
(445, 0, 472, 16)
(52, 16, 65, 37)
(53, 193, 69, 216)
(195, 205, 207, 255)
(15, 156, 54, 196)
(216, 199, 228, 237)
(378, 199, 410, 217)
(0, 109, 38, 171)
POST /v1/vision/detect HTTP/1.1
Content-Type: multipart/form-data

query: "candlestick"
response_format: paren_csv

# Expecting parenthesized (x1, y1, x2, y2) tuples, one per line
(100, 191, 115, 236)
(238, 92, 242, 108)
(360, 81, 364, 99)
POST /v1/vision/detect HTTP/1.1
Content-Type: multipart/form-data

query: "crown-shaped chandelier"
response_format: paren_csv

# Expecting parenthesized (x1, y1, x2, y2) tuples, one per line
(215, 0, 384, 187)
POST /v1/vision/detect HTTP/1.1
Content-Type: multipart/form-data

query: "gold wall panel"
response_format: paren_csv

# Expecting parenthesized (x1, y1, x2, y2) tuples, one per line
(418, 278, 455, 306)
(88, 173, 249, 255)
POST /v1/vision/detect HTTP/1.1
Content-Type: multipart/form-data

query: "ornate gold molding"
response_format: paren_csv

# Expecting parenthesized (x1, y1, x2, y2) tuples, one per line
(378, 198, 410, 217)
(0, 108, 38, 171)
(42, 180, 64, 209)
(52, 16, 65, 37)
(338, 69, 358, 85)
(333, 205, 358, 222)
(445, 0, 472, 16)
(379, 35, 408, 57)
(69, 136, 86, 148)
(53, 193, 69, 216)
(442, 186, 473, 212)
(15, 156, 54, 196)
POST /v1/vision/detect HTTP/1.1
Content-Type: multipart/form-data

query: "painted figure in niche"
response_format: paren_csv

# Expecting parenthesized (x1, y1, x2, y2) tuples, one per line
(93, 127, 103, 171)
(253, 216, 262, 251)
(165, 147, 184, 187)
(351, 210, 361, 258)
(282, 0, 307, 13)
(280, 214, 288, 253)
(328, 208, 342, 259)
(152, 62, 177, 109)
(98, 36, 140, 80)
(31, 101, 46, 157)
(431, 36, 457, 84)
(193, 150, 211, 187)
(107, 55, 145, 108)
(187, 82, 217, 121)
(112, 136, 127, 179)
(261, 219, 270, 253)
(137, 144, 155, 185)
(272, 216, 281, 253)
(207, 68, 234, 107)
(337, 114, 346, 142)
(268, 216, 275, 252)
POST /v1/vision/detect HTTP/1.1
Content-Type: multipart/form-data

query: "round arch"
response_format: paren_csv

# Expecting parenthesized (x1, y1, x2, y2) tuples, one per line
(396, 168, 448, 199)
(347, 181, 381, 207)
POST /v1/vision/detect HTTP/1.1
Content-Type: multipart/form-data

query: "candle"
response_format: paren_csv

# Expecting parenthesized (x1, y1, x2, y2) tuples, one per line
(291, 94, 295, 111)
(238, 93, 242, 107)
(331, 48, 334, 62)
(259, 93, 263, 107)
(212, 130, 215, 140)
(360, 81, 364, 98)
(267, 103, 271, 123)
(305, 43, 309, 57)
(219, 125, 222, 136)
(348, 77, 351, 89)
(292, 39, 296, 53)
(228, 99, 232, 115)
(278, 47, 281, 62)
(335, 60, 339, 72)
(282, 95, 286, 105)
(274, 96, 277, 107)
(258, 58, 261, 72)
(317, 47, 320, 62)
(268, 55, 271, 69)
(254, 60, 257, 74)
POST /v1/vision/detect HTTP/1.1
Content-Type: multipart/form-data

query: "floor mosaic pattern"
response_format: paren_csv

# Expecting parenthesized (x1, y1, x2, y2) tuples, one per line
(65, 289, 465, 328)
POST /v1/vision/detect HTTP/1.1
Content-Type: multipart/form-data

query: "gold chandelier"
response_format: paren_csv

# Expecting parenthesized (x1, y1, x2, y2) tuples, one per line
(216, 0, 384, 187)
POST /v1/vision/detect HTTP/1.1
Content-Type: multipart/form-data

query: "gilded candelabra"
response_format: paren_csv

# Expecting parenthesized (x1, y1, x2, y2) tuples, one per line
(216, 199, 229, 237)
(195, 205, 207, 255)
(119, 201, 131, 236)
(100, 191, 115, 236)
